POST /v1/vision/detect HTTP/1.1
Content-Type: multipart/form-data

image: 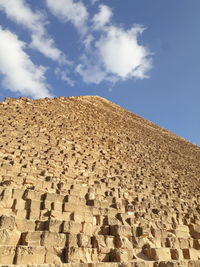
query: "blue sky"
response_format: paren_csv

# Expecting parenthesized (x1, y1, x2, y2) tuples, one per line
(0, 0, 199, 146)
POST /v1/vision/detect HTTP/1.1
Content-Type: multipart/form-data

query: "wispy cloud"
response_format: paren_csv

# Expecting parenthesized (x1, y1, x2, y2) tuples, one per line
(96, 25, 152, 79)
(55, 67, 75, 87)
(0, 0, 152, 98)
(92, 4, 113, 30)
(46, 1, 152, 85)
(46, 0, 88, 33)
(0, 0, 66, 63)
(0, 27, 52, 98)
(76, 4, 152, 84)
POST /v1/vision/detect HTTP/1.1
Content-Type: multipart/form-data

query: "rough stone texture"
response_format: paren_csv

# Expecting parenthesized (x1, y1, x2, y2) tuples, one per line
(0, 95, 200, 266)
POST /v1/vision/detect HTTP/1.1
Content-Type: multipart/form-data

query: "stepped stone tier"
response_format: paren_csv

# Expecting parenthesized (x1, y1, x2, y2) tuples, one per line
(0, 96, 200, 267)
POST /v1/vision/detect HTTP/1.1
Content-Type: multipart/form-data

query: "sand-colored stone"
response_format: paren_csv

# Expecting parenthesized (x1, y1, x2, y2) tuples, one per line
(0, 96, 200, 266)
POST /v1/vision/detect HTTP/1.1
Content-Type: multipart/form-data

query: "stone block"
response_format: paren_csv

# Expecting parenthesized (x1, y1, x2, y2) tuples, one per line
(77, 233, 91, 248)
(21, 231, 42, 246)
(143, 248, 171, 261)
(114, 235, 133, 249)
(63, 221, 82, 235)
(0, 229, 21, 246)
(13, 198, 26, 210)
(15, 246, 45, 264)
(0, 215, 15, 230)
(189, 224, 200, 239)
(24, 189, 41, 200)
(66, 247, 93, 263)
(0, 245, 15, 264)
(15, 218, 35, 232)
(110, 225, 132, 237)
(111, 248, 136, 262)
(27, 208, 40, 220)
(182, 249, 200, 260)
(67, 233, 78, 248)
(170, 248, 179, 260)
(47, 219, 63, 232)
(41, 232, 66, 247)
(45, 246, 65, 264)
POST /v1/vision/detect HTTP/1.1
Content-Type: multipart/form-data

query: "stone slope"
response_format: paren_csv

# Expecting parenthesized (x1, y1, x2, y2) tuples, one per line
(0, 96, 200, 266)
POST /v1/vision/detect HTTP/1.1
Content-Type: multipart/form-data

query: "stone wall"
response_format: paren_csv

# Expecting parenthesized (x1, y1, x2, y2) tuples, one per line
(0, 96, 200, 266)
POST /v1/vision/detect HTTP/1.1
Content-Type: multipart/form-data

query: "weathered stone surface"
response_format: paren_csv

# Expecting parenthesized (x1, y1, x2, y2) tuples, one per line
(0, 96, 200, 266)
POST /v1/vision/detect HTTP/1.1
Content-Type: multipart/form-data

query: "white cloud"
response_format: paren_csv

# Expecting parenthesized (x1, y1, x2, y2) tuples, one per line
(0, 27, 52, 98)
(76, 63, 106, 84)
(0, 0, 66, 63)
(96, 25, 151, 79)
(46, 0, 88, 31)
(92, 4, 112, 29)
(55, 67, 75, 87)
(77, 23, 152, 84)
(30, 33, 69, 64)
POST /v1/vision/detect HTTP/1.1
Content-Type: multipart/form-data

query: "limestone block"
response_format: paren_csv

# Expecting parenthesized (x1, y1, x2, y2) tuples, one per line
(45, 192, 57, 202)
(97, 251, 110, 263)
(84, 213, 94, 224)
(172, 225, 190, 238)
(170, 248, 180, 260)
(105, 236, 115, 249)
(50, 209, 63, 219)
(27, 208, 40, 220)
(111, 248, 135, 262)
(87, 192, 96, 200)
(35, 220, 47, 231)
(114, 236, 133, 249)
(63, 203, 78, 212)
(24, 189, 41, 200)
(0, 245, 16, 264)
(110, 225, 132, 237)
(72, 212, 85, 223)
(15, 218, 35, 232)
(182, 249, 200, 260)
(143, 248, 171, 261)
(62, 211, 72, 221)
(66, 195, 85, 205)
(52, 201, 63, 211)
(66, 247, 93, 263)
(45, 246, 65, 264)
(182, 248, 191, 259)
(0, 229, 21, 246)
(77, 234, 91, 248)
(0, 196, 13, 209)
(63, 221, 82, 235)
(2, 188, 12, 198)
(15, 246, 45, 264)
(92, 235, 107, 249)
(26, 199, 41, 210)
(42, 200, 52, 210)
(107, 216, 120, 226)
(0, 215, 15, 230)
(151, 228, 168, 239)
(16, 209, 27, 219)
(47, 219, 63, 232)
(189, 224, 200, 239)
(82, 222, 98, 235)
(194, 239, 200, 250)
(41, 232, 66, 247)
(178, 238, 190, 249)
(188, 260, 200, 267)
(67, 233, 78, 248)
(12, 189, 25, 199)
(21, 231, 42, 246)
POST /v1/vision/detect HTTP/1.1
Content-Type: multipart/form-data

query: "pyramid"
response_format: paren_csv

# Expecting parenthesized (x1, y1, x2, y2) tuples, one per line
(0, 96, 200, 266)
